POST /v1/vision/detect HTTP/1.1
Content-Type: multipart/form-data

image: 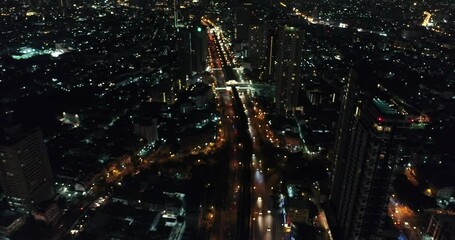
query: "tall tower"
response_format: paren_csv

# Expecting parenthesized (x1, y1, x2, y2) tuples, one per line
(0, 125, 55, 213)
(330, 66, 409, 240)
(248, 23, 268, 74)
(177, 21, 208, 79)
(274, 25, 303, 114)
(234, 1, 252, 43)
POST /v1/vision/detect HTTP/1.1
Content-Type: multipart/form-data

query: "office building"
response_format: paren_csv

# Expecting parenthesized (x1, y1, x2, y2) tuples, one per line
(274, 25, 304, 114)
(232, 0, 254, 43)
(0, 124, 55, 213)
(177, 22, 208, 79)
(330, 67, 410, 240)
(248, 23, 268, 72)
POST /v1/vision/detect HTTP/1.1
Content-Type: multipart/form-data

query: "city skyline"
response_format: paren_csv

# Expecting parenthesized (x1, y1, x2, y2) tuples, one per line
(0, 0, 454, 239)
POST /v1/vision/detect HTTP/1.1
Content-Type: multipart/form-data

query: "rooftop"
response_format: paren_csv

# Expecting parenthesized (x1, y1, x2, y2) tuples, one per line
(372, 98, 398, 116)
(0, 210, 23, 228)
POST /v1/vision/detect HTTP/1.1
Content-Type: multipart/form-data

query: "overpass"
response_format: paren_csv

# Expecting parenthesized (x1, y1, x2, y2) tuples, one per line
(215, 85, 252, 91)
(214, 83, 273, 92)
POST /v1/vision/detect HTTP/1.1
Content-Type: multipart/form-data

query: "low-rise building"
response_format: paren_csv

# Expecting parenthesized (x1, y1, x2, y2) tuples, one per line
(427, 214, 455, 240)
(0, 210, 26, 237)
(32, 199, 62, 225)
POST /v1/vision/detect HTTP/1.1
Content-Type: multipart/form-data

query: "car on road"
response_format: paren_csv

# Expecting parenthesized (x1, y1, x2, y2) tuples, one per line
(266, 226, 271, 232)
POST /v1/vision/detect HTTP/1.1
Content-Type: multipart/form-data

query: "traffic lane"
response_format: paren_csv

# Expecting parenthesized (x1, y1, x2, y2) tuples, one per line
(211, 50, 239, 239)
(252, 205, 274, 240)
(245, 97, 285, 240)
(250, 124, 276, 239)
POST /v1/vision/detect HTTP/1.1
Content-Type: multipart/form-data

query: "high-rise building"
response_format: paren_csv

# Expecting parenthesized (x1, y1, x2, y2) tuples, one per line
(0, 125, 54, 213)
(274, 25, 304, 114)
(248, 23, 267, 72)
(176, 22, 208, 80)
(232, 0, 254, 43)
(330, 67, 410, 240)
(247, 21, 276, 83)
(234, 4, 251, 43)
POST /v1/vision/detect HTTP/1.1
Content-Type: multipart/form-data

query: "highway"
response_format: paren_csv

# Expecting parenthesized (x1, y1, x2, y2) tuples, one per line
(212, 22, 253, 240)
(204, 18, 285, 240)
(242, 92, 285, 240)
(231, 85, 253, 240)
(206, 19, 253, 240)
(207, 25, 243, 240)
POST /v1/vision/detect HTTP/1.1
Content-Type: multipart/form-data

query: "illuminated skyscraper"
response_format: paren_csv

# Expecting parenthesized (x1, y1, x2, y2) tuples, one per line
(331, 66, 409, 240)
(0, 125, 54, 213)
(248, 23, 267, 73)
(274, 25, 303, 114)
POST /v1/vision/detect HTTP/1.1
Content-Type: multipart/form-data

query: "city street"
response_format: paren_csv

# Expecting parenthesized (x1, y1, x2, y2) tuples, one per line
(206, 19, 285, 240)
(207, 26, 242, 240)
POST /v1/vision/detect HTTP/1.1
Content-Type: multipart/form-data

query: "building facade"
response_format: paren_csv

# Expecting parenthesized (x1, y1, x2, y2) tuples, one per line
(177, 22, 208, 79)
(427, 214, 455, 240)
(0, 125, 54, 213)
(133, 118, 159, 142)
(248, 23, 268, 71)
(274, 25, 304, 114)
(331, 67, 409, 240)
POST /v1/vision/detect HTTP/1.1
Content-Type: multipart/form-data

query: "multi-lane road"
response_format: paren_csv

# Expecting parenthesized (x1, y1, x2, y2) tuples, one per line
(207, 24, 243, 240)
(205, 19, 285, 240)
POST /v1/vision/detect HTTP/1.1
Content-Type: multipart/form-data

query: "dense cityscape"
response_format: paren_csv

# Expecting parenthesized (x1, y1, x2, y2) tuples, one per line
(0, 0, 454, 239)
